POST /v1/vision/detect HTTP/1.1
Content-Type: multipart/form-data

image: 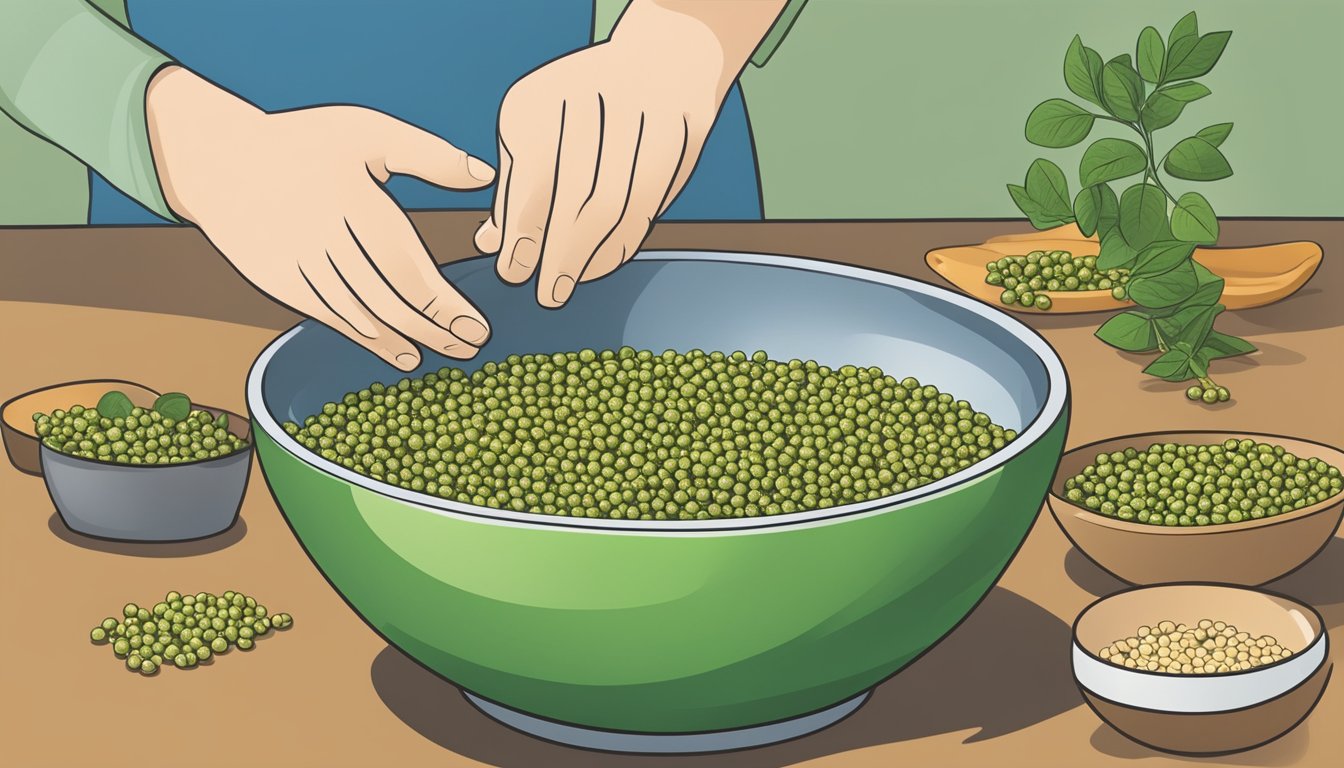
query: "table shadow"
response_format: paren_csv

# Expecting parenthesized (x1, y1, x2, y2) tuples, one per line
(1065, 536, 1344, 628)
(1219, 288, 1341, 335)
(1089, 721, 1310, 766)
(1064, 548, 1129, 598)
(1267, 536, 1344, 627)
(369, 587, 1079, 767)
(47, 512, 247, 556)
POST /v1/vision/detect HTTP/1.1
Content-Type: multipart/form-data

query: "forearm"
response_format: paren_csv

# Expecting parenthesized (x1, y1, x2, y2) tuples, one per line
(611, 0, 789, 92)
(0, 0, 177, 220)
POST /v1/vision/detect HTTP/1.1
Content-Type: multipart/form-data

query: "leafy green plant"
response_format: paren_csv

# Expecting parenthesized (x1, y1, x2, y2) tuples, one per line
(1008, 11, 1255, 404)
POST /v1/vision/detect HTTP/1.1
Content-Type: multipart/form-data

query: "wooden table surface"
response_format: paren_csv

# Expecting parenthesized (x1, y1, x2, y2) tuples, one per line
(2, 216, 1341, 767)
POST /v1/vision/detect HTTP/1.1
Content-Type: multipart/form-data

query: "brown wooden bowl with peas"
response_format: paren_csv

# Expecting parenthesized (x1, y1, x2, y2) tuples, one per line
(1048, 431, 1344, 586)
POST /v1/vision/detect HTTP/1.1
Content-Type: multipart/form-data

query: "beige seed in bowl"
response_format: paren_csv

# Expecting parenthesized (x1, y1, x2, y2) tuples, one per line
(1097, 620, 1295, 674)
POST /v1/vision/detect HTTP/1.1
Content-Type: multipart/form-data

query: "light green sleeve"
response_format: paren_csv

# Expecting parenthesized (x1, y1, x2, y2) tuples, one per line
(0, 0, 177, 220)
(750, 0, 809, 67)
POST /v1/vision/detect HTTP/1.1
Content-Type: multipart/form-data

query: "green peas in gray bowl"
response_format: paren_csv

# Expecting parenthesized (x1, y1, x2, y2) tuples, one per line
(35, 390, 252, 542)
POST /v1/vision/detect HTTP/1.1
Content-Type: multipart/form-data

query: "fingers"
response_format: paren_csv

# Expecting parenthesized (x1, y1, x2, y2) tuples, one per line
(335, 195, 491, 363)
(495, 102, 569, 285)
(582, 115, 690, 283)
(359, 110, 496, 190)
(535, 106, 646, 308)
(295, 255, 420, 370)
(474, 141, 510, 255)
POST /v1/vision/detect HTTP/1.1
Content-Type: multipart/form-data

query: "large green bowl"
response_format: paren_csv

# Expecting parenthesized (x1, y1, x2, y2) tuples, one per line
(247, 251, 1069, 750)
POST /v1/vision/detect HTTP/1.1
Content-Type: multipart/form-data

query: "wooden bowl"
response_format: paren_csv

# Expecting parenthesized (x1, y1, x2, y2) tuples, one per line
(1073, 584, 1331, 755)
(925, 226, 1322, 314)
(1049, 431, 1344, 586)
(2, 379, 161, 475)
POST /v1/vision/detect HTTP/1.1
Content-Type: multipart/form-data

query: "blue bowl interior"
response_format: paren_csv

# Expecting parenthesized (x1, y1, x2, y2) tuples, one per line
(260, 252, 1054, 435)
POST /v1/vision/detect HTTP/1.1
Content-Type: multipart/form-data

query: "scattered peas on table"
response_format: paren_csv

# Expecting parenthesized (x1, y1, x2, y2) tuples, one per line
(283, 348, 1019, 521)
(90, 591, 292, 675)
(1065, 439, 1343, 527)
(986, 250, 1131, 310)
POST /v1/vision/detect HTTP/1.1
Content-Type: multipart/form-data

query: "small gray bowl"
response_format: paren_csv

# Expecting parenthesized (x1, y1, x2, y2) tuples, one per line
(40, 418, 253, 542)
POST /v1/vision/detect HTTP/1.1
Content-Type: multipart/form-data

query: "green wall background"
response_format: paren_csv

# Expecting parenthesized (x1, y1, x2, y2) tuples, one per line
(602, 0, 1344, 219)
(4, 1, 1341, 223)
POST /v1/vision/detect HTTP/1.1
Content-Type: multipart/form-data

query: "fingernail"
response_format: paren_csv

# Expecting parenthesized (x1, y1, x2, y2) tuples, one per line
(467, 156, 495, 182)
(509, 237, 538, 271)
(449, 315, 490, 345)
(551, 275, 576, 305)
(395, 352, 419, 369)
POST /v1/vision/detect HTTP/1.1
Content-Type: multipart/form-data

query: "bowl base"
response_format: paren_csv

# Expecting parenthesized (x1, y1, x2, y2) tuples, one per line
(463, 690, 871, 754)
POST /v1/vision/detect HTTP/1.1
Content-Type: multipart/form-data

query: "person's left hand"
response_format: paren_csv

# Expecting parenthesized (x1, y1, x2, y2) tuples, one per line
(475, 0, 785, 308)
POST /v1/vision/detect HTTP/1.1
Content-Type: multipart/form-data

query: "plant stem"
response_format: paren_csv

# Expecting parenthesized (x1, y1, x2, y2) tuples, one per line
(1139, 128, 1179, 204)
(1152, 323, 1170, 354)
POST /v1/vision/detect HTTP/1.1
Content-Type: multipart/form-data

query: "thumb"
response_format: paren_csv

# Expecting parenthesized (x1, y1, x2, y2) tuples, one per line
(360, 111, 496, 190)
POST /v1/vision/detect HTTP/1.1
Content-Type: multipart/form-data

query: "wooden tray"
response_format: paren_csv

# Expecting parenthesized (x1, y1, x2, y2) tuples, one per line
(926, 225, 1322, 314)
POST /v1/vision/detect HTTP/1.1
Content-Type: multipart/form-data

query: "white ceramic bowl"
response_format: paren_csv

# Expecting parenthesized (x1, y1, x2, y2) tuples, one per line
(1072, 584, 1331, 755)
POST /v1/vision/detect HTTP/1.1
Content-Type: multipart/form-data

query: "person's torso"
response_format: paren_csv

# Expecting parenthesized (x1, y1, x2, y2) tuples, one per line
(89, 0, 761, 224)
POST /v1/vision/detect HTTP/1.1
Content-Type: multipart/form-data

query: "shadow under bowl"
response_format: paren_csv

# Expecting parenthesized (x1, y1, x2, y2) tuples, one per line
(1073, 583, 1330, 756)
(1048, 431, 1344, 586)
(247, 250, 1071, 748)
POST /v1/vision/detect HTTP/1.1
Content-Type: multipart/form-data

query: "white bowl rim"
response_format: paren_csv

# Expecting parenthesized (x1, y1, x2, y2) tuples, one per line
(246, 249, 1070, 535)
(1071, 584, 1328, 713)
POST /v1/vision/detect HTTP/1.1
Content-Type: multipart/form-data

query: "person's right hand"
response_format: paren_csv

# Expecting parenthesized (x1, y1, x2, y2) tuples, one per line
(145, 66, 496, 371)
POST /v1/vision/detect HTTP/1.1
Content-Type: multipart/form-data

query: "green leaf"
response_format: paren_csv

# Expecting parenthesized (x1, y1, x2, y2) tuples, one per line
(1140, 82, 1211, 131)
(1158, 82, 1212, 102)
(96, 391, 135, 420)
(1137, 26, 1165, 83)
(1169, 12, 1199, 49)
(1096, 311, 1158, 352)
(1100, 57, 1144, 121)
(1188, 260, 1226, 306)
(1008, 185, 1065, 229)
(1166, 31, 1231, 81)
(1165, 137, 1233, 181)
(1144, 347, 1193, 382)
(1156, 303, 1223, 351)
(1095, 183, 1120, 237)
(1097, 227, 1138, 270)
(1079, 138, 1148, 186)
(1025, 99, 1095, 148)
(1195, 122, 1233, 147)
(1064, 36, 1105, 108)
(1132, 240, 1197, 278)
(216, 413, 230, 432)
(1128, 260, 1198, 308)
(1171, 192, 1219, 243)
(1026, 158, 1072, 215)
(1119, 183, 1169, 250)
(1074, 186, 1101, 237)
(1201, 330, 1257, 360)
(153, 392, 192, 421)
(1069, 186, 1102, 238)
(1008, 159, 1075, 229)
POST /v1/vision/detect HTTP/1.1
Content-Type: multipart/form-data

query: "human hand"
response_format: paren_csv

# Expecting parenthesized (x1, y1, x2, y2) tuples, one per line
(146, 66, 496, 371)
(475, 0, 787, 308)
